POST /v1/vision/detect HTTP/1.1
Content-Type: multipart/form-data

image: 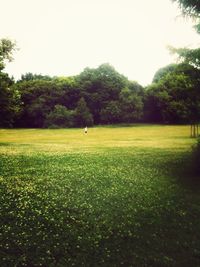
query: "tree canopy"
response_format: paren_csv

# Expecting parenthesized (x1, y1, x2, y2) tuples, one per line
(1, 35, 200, 129)
(1, 58, 200, 128)
(12, 64, 145, 128)
(172, 0, 200, 16)
(170, 0, 200, 67)
(145, 63, 200, 124)
(0, 39, 16, 71)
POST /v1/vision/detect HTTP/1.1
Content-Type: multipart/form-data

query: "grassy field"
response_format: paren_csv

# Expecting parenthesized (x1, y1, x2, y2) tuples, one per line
(0, 125, 200, 267)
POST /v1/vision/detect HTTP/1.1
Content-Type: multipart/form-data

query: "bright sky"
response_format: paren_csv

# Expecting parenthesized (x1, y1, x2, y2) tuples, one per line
(0, 0, 199, 86)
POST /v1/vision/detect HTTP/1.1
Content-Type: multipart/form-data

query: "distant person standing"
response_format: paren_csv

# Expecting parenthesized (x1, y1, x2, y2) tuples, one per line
(84, 126, 88, 134)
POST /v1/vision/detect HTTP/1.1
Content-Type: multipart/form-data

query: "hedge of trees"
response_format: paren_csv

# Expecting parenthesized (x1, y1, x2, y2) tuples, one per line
(1, 39, 200, 128)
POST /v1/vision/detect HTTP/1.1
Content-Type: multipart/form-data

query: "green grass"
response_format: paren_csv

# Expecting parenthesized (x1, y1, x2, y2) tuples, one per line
(0, 125, 200, 267)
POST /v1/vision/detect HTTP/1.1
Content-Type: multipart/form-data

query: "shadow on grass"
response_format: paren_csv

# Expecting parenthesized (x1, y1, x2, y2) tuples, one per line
(0, 142, 31, 147)
(163, 146, 200, 191)
(0, 142, 11, 146)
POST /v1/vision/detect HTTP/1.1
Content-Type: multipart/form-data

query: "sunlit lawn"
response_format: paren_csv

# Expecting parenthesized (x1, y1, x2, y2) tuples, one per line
(0, 125, 200, 267)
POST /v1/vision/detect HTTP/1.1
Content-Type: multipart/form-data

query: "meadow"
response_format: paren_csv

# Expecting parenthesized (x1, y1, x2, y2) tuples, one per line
(0, 125, 200, 267)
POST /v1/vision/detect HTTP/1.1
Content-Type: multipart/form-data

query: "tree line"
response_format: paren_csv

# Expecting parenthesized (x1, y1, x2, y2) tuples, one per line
(1, 47, 200, 128)
(1, 0, 200, 129)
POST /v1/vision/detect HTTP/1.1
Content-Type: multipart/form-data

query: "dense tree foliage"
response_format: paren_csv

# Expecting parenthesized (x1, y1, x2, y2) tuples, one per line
(0, 73, 21, 127)
(1, 61, 200, 128)
(1, 37, 200, 128)
(171, 0, 200, 136)
(1, 0, 200, 129)
(13, 77, 79, 127)
(10, 64, 145, 128)
(20, 72, 52, 81)
(169, 46, 200, 69)
(44, 105, 75, 128)
(77, 63, 128, 124)
(144, 63, 200, 124)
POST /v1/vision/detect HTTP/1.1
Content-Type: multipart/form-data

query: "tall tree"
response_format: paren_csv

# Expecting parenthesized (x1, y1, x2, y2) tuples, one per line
(171, 0, 200, 136)
(14, 80, 62, 127)
(14, 76, 80, 127)
(77, 63, 128, 124)
(145, 63, 200, 128)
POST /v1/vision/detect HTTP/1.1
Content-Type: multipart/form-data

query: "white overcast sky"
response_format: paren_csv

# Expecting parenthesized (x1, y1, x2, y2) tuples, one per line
(0, 0, 199, 86)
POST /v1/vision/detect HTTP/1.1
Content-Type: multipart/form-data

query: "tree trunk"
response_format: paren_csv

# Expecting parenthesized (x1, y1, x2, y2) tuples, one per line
(191, 123, 199, 138)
